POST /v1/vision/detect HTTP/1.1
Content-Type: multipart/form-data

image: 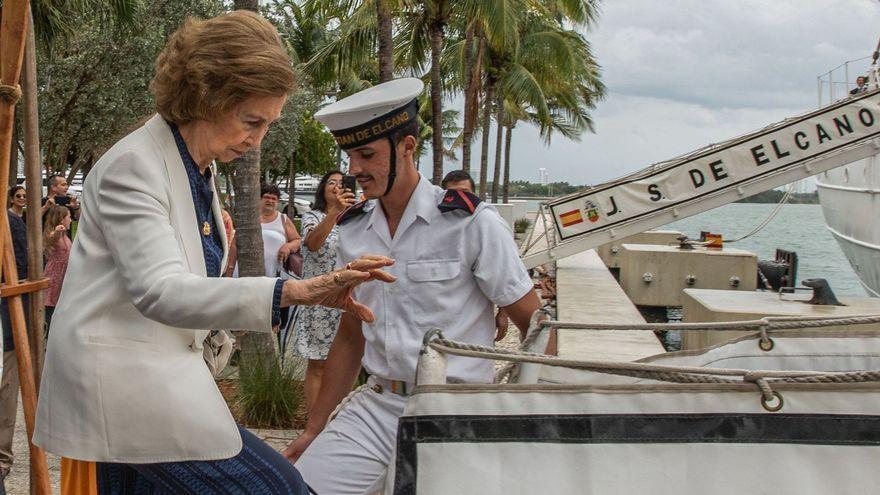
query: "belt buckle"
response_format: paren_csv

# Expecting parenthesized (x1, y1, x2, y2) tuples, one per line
(390, 380, 408, 396)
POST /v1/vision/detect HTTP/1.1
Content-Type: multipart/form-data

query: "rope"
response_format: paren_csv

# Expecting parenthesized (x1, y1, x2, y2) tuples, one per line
(429, 338, 880, 390)
(724, 182, 794, 243)
(325, 383, 369, 427)
(538, 313, 880, 332)
(0, 84, 22, 105)
(493, 309, 551, 383)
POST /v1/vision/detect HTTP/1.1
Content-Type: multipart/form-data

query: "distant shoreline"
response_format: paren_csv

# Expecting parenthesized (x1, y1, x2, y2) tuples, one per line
(736, 190, 819, 204)
(510, 190, 820, 205)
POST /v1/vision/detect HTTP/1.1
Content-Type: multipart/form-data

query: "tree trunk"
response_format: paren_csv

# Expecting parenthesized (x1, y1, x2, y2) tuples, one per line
(478, 77, 494, 199)
(23, 9, 45, 392)
(377, 0, 393, 83)
(460, 24, 475, 173)
(429, 14, 445, 184)
(503, 124, 513, 203)
(491, 93, 503, 203)
(232, 0, 273, 355)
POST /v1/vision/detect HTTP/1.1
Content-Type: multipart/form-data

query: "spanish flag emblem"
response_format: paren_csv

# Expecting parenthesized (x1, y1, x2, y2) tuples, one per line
(559, 209, 584, 227)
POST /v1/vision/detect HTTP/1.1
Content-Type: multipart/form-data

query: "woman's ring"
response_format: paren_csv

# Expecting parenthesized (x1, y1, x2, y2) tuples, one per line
(346, 262, 353, 270)
(334, 272, 346, 286)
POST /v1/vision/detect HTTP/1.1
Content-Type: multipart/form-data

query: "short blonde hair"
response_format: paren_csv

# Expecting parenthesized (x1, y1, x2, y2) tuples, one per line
(151, 11, 296, 124)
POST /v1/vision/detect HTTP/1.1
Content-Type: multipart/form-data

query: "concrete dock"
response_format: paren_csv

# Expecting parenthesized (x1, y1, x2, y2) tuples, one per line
(521, 212, 665, 383)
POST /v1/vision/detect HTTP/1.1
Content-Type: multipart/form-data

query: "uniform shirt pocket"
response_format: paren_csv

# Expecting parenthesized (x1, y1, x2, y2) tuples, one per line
(407, 258, 461, 282)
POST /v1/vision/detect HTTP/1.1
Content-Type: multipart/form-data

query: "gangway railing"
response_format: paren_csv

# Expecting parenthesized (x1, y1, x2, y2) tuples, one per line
(521, 89, 880, 269)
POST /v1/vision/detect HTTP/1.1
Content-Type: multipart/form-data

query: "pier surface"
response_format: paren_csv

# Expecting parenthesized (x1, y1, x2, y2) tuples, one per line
(521, 213, 664, 383)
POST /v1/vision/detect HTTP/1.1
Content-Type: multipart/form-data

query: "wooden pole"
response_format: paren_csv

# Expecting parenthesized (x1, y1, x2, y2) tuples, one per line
(22, 7, 45, 385)
(0, 1, 52, 493)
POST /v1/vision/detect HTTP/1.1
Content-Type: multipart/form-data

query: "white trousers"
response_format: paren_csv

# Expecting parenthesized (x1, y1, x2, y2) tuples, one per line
(295, 378, 408, 494)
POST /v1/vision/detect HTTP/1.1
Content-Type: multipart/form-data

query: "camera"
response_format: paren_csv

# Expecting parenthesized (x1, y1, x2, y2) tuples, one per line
(341, 175, 357, 193)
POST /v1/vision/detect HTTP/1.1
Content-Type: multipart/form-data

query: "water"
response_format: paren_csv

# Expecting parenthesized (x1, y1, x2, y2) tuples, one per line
(524, 200, 867, 296)
(664, 203, 867, 296)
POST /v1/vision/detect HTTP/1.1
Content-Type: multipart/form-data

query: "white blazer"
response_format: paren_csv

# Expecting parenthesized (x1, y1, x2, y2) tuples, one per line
(34, 115, 277, 463)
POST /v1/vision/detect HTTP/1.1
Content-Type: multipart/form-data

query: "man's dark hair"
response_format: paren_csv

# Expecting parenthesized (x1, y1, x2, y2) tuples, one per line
(441, 170, 476, 191)
(389, 119, 420, 144)
(313, 170, 343, 212)
(47, 174, 65, 190)
(261, 183, 281, 198)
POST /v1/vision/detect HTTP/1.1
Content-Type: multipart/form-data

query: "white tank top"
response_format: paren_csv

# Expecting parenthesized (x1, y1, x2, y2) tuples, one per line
(261, 212, 287, 276)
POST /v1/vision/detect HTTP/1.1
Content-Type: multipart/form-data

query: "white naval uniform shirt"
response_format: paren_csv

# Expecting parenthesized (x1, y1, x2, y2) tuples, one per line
(336, 175, 533, 384)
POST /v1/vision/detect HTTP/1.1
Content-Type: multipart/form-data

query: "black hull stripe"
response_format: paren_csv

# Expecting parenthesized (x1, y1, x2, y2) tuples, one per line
(393, 413, 880, 495)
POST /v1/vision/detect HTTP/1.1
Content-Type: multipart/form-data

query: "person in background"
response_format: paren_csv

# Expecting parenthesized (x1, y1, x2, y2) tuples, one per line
(440, 172, 513, 340)
(33, 11, 393, 494)
(260, 183, 301, 329)
(0, 186, 29, 485)
(291, 170, 356, 414)
(41, 174, 80, 221)
(851, 75, 869, 95)
(441, 169, 476, 193)
(42, 204, 72, 337)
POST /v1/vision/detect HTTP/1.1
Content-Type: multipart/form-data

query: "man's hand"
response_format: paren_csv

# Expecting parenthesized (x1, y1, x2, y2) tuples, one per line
(494, 309, 510, 342)
(284, 430, 318, 464)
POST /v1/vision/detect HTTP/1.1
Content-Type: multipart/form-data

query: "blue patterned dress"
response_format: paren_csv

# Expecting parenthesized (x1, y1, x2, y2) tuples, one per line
(292, 210, 342, 360)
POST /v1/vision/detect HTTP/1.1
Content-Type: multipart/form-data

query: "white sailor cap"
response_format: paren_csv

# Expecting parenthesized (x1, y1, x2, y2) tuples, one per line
(315, 78, 424, 149)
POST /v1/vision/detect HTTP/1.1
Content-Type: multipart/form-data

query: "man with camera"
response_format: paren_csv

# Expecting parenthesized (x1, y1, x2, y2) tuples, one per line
(40, 174, 80, 221)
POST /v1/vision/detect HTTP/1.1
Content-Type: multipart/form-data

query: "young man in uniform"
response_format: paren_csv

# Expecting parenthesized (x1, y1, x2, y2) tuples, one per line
(285, 78, 541, 493)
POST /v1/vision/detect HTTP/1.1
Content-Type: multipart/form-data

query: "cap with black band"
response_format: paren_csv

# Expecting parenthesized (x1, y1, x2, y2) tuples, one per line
(315, 78, 424, 197)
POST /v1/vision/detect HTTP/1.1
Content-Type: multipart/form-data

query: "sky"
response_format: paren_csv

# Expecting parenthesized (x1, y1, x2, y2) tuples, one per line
(425, 0, 880, 187)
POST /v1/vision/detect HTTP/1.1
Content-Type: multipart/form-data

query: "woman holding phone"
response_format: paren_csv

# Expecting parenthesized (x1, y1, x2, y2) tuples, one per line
(291, 170, 356, 414)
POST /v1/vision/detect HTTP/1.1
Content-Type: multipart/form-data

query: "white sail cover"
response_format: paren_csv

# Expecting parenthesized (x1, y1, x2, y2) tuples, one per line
(387, 332, 880, 494)
(388, 383, 880, 494)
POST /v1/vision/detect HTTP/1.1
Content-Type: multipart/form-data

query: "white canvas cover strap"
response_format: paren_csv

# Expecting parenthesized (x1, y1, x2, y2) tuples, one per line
(389, 384, 880, 495)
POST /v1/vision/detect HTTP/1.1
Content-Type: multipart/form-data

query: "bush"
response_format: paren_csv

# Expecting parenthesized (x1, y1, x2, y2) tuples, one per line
(235, 350, 304, 429)
(514, 217, 532, 234)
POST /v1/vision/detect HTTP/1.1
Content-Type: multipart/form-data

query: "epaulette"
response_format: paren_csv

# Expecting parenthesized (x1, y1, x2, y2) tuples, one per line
(336, 200, 369, 225)
(438, 189, 482, 215)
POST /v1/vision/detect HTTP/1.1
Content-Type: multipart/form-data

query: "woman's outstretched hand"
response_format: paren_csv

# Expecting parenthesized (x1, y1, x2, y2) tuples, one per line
(281, 255, 395, 322)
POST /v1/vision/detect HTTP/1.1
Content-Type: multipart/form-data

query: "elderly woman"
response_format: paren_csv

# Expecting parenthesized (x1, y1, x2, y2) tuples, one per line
(33, 11, 393, 494)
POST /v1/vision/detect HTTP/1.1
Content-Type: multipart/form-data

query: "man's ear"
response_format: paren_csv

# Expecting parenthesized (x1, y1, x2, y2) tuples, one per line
(399, 135, 417, 157)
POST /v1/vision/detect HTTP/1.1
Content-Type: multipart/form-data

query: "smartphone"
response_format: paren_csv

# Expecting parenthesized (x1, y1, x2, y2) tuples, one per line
(341, 175, 357, 193)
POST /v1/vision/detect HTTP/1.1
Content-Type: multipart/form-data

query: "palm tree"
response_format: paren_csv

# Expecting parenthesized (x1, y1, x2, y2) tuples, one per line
(376, 0, 393, 82)
(231, 0, 275, 355)
(491, 90, 504, 202)
(496, 11, 605, 202)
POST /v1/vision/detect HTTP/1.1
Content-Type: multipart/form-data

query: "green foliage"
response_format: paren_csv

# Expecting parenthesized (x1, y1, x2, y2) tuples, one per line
(737, 190, 819, 204)
(236, 350, 304, 428)
(36, 0, 225, 177)
(514, 217, 531, 234)
(507, 180, 582, 197)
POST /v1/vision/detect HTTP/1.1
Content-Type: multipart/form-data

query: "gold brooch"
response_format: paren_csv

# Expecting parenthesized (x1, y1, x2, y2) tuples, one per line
(202, 221, 211, 236)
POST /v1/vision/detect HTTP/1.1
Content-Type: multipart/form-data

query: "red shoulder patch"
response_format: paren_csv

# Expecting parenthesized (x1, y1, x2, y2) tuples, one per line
(438, 189, 482, 215)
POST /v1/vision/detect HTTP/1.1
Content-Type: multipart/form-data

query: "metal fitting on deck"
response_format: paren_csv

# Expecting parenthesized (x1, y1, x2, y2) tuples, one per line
(685, 275, 697, 286)
(642, 272, 653, 283)
(729, 276, 741, 288)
